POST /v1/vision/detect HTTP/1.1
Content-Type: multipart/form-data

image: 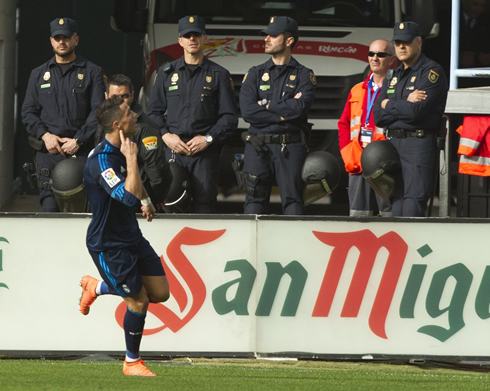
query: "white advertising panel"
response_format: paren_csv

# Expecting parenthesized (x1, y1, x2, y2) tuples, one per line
(0, 215, 489, 358)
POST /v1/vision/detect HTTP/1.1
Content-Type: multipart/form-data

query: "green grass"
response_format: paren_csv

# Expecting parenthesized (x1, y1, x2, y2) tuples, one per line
(1, 358, 490, 390)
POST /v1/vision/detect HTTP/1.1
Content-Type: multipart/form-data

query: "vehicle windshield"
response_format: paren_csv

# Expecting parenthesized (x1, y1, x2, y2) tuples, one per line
(155, 0, 394, 28)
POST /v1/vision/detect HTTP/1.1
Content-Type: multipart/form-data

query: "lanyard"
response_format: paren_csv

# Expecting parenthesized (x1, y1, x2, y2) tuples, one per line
(365, 78, 379, 126)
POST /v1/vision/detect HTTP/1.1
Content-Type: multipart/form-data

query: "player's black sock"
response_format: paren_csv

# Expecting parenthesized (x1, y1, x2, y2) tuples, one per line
(124, 307, 146, 361)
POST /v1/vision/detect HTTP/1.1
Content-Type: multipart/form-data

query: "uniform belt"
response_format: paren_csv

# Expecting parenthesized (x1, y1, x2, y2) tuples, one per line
(255, 133, 302, 144)
(37, 167, 51, 177)
(386, 129, 428, 138)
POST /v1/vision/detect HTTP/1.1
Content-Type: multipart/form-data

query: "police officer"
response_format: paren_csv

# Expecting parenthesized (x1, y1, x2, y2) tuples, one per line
(239, 16, 316, 215)
(373, 22, 448, 217)
(95, 74, 172, 207)
(21, 17, 105, 212)
(147, 15, 238, 213)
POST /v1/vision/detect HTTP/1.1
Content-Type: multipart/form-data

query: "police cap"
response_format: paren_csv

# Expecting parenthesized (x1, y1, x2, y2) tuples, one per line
(50, 17, 78, 37)
(261, 16, 298, 36)
(392, 21, 421, 42)
(179, 15, 206, 36)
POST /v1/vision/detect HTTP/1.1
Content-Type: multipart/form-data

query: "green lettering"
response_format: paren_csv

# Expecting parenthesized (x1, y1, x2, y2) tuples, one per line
(418, 263, 472, 342)
(255, 261, 307, 317)
(212, 259, 256, 315)
(0, 237, 9, 289)
(475, 266, 490, 319)
(400, 265, 427, 318)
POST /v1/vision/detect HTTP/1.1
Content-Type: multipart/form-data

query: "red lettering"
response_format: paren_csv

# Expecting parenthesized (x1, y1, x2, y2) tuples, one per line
(311, 230, 408, 339)
(115, 227, 226, 335)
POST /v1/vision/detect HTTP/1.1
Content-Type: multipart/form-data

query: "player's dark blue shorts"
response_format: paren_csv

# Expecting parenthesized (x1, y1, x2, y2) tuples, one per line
(89, 236, 165, 297)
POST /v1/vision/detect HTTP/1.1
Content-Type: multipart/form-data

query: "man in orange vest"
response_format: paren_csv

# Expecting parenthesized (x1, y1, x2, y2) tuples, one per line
(338, 39, 396, 217)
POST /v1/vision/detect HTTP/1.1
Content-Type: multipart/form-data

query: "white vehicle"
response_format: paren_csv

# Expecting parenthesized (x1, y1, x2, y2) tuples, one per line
(112, 0, 440, 207)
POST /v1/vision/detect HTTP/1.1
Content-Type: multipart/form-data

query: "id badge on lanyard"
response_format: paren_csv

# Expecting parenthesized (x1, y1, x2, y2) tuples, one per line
(360, 127, 373, 148)
(361, 78, 379, 148)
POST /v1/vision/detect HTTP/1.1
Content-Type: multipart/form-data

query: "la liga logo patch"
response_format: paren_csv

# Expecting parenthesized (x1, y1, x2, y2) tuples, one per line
(101, 168, 121, 188)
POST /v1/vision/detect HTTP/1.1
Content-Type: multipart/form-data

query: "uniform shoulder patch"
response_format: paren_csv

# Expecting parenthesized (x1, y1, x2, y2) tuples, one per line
(310, 72, 317, 85)
(242, 72, 248, 83)
(142, 136, 158, 150)
(428, 70, 440, 83)
(101, 168, 121, 188)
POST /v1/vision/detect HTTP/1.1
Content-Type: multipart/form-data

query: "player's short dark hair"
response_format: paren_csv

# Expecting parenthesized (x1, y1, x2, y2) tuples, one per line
(96, 95, 124, 134)
(283, 30, 298, 50)
(105, 74, 134, 95)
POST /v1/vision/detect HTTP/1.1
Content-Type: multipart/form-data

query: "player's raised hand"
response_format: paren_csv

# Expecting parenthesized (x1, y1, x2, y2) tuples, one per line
(119, 130, 137, 158)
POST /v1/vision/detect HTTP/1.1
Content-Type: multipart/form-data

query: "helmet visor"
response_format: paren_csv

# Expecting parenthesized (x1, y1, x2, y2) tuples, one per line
(364, 169, 395, 199)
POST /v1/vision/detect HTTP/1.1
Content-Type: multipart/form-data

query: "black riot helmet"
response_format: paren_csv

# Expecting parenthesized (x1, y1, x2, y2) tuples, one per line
(50, 158, 87, 212)
(361, 140, 401, 199)
(301, 151, 341, 206)
(162, 162, 192, 213)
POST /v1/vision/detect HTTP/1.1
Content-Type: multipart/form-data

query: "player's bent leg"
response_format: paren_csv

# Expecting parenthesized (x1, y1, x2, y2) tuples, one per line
(79, 275, 118, 315)
(142, 275, 170, 303)
(124, 286, 151, 314)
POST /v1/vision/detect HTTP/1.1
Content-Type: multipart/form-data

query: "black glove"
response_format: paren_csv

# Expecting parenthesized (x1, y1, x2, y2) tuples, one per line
(241, 132, 269, 153)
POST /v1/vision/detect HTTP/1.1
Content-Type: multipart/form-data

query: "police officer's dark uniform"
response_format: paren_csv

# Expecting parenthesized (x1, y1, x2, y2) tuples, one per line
(239, 16, 316, 215)
(21, 18, 105, 212)
(373, 22, 448, 217)
(95, 100, 172, 206)
(147, 15, 238, 213)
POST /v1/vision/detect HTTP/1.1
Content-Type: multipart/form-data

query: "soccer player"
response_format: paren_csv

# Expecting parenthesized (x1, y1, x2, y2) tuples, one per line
(79, 95, 169, 376)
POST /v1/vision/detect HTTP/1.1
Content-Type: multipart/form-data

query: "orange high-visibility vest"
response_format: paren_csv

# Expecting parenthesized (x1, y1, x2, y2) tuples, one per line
(457, 115, 490, 176)
(339, 79, 385, 174)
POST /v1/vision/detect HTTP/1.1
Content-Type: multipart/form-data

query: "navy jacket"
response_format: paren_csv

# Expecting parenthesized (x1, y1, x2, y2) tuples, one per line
(373, 53, 448, 133)
(22, 55, 105, 145)
(147, 56, 238, 142)
(239, 57, 316, 135)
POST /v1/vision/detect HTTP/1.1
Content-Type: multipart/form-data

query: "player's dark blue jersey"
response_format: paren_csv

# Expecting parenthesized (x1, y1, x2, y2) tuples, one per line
(85, 138, 142, 252)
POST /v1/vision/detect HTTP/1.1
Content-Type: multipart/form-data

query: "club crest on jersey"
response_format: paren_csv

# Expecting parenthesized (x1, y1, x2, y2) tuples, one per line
(101, 168, 121, 188)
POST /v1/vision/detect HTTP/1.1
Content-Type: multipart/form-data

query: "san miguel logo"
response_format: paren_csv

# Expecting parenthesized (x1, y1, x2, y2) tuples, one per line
(115, 227, 225, 335)
(114, 228, 489, 343)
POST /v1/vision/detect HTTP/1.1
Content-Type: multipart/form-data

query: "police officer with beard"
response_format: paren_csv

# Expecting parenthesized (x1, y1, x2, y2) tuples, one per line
(22, 17, 105, 212)
(373, 22, 448, 217)
(239, 16, 316, 215)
